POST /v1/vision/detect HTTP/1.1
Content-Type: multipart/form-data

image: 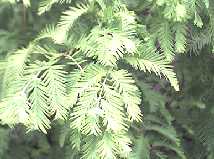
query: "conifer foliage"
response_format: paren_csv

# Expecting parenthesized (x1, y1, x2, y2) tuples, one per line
(0, 0, 214, 158)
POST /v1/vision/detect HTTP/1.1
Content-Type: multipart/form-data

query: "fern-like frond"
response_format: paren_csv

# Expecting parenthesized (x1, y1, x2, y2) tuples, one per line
(70, 129, 82, 151)
(68, 64, 106, 95)
(154, 21, 174, 61)
(71, 87, 103, 135)
(36, 24, 57, 41)
(67, 64, 137, 158)
(101, 85, 126, 132)
(38, 0, 73, 14)
(96, 132, 132, 158)
(79, 27, 136, 66)
(130, 136, 150, 159)
(174, 23, 187, 53)
(0, 93, 29, 126)
(145, 125, 180, 146)
(125, 44, 179, 91)
(188, 16, 214, 54)
(81, 135, 99, 158)
(188, 29, 212, 54)
(27, 77, 50, 133)
(56, 2, 90, 43)
(82, 132, 131, 159)
(69, 65, 127, 134)
(115, 5, 137, 36)
(1, 47, 32, 97)
(69, 64, 106, 134)
(42, 65, 68, 120)
(151, 141, 186, 159)
(96, 132, 117, 159)
(110, 70, 142, 121)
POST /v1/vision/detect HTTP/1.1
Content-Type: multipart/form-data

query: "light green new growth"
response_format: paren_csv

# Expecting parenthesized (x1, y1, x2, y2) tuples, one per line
(0, 0, 212, 158)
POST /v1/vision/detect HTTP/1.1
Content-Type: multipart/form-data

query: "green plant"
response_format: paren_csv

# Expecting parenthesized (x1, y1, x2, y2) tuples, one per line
(0, 0, 214, 158)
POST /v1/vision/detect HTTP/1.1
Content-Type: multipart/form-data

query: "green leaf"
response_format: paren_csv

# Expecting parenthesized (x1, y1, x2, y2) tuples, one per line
(125, 44, 179, 91)
(42, 65, 68, 120)
(174, 24, 187, 53)
(194, 12, 203, 28)
(27, 77, 51, 133)
(110, 70, 142, 121)
(130, 136, 150, 159)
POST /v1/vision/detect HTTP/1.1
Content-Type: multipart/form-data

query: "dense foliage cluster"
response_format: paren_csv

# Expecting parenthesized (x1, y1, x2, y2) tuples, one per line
(0, 0, 213, 159)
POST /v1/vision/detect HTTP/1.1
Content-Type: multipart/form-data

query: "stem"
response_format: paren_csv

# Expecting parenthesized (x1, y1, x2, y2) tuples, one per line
(21, 71, 41, 96)
(96, 71, 109, 108)
(68, 55, 84, 72)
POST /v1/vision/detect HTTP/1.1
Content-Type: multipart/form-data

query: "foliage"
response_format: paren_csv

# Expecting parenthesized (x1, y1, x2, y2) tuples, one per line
(0, 0, 213, 159)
